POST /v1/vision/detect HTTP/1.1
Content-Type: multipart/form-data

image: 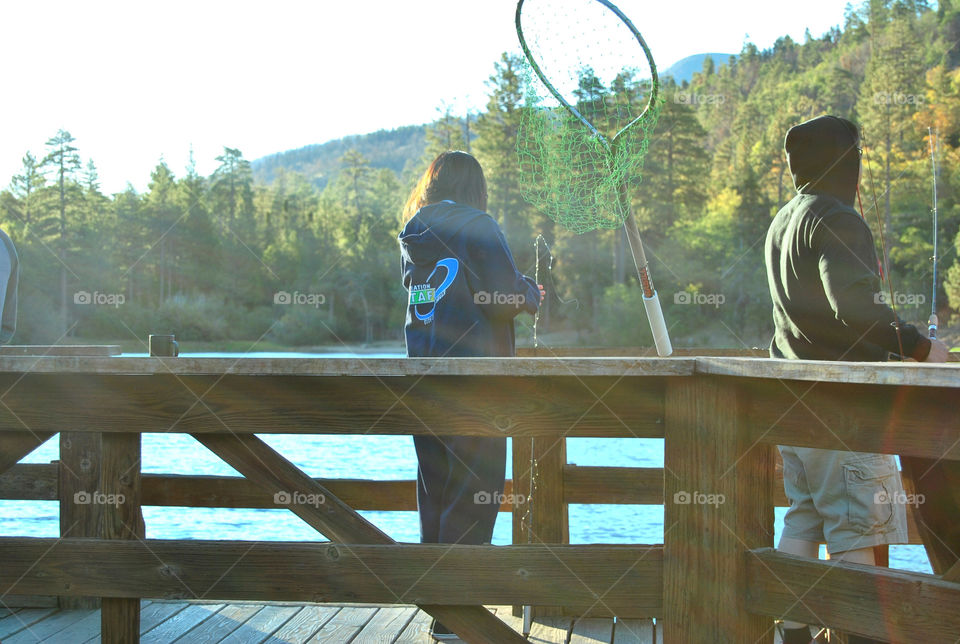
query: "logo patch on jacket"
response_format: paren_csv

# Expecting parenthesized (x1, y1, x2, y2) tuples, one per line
(410, 257, 459, 324)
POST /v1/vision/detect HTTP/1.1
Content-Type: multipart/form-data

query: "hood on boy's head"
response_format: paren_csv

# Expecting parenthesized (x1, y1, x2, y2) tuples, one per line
(784, 115, 860, 206)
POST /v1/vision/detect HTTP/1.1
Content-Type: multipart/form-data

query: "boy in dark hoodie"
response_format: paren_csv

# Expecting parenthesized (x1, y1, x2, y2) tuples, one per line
(766, 115, 948, 644)
(399, 151, 541, 640)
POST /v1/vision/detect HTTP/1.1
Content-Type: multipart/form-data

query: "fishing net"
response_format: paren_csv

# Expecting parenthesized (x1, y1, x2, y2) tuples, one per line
(515, 0, 662, 234)
(516, 0, 673, 356)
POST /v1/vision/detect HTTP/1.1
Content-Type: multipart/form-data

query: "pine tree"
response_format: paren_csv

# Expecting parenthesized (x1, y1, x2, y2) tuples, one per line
(211, 147, 254, 233)
(143, 161, 182, 304)
(474, 52, 537, 270)
(857, 4, 927, 250)
(423, 103, 470, 162)
(176, 151, 220, 296)
(210, 147, 262, 305)
(42, 129, 82, 334)
(7, 152, 46, 226)
(633, 80, 710, 241)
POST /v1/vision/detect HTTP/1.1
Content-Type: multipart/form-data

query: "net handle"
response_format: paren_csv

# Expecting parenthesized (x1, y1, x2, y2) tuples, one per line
(621, 177, 673, 356)
(515, 0, 660, 149)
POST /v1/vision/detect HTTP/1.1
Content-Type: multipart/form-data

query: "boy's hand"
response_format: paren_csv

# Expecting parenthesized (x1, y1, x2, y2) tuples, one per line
(538, 284, 545, 303)
(924, 337, 950, 363)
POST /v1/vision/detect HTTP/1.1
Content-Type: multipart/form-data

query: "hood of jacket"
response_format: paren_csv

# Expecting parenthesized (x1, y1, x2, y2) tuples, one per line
(784, 115, 860, 206)
(398, 201, 488, 266)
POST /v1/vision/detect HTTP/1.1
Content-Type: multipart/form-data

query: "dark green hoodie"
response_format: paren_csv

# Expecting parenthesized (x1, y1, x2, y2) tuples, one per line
(764, 115, 930, 362)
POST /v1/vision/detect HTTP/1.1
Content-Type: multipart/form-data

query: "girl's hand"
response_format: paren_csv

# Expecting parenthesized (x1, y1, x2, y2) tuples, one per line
(538, 284, 546, 303)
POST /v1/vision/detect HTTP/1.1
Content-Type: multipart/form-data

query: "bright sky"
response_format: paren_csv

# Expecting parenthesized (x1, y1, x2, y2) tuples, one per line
(0, 0, 851, 195)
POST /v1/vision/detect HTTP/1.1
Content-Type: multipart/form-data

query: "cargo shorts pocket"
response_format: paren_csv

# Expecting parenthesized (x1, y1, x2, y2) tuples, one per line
(842, 455, 898, 535)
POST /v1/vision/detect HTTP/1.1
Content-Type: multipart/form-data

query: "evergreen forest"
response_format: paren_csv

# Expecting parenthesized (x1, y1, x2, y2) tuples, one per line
(1, 0, 957, 352)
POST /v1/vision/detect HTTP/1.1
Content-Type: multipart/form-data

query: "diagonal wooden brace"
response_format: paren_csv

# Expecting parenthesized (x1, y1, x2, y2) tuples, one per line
(192, 432, 525, 643)
(0, 431, 54, 476)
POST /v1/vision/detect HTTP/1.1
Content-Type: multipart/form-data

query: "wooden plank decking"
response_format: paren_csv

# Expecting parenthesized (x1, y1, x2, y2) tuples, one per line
(0, 602, 665, 643)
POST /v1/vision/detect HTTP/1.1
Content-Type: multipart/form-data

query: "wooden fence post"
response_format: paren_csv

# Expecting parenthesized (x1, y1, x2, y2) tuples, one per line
(512, 436, 568, 617)
(58, 432, 102, 610)
(100, 432, 144, 644)
(662, 375, 774, 642)
(900, 455, 960, 575)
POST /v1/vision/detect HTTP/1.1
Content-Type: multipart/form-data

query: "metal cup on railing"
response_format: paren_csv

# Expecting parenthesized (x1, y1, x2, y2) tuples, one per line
(148, 334, 179, 357)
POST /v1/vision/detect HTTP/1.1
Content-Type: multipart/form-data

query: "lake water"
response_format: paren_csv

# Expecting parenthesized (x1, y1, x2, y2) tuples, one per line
(1, 352, 933, 574)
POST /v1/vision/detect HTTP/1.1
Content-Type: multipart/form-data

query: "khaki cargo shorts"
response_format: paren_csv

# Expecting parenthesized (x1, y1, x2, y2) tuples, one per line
(779, 446, 909, 553)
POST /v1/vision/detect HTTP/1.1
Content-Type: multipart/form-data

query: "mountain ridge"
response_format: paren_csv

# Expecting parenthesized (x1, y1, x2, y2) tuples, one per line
(661, 52, 737, 84)
(251, 52, 737, 187)
(252, 124, 427, 188)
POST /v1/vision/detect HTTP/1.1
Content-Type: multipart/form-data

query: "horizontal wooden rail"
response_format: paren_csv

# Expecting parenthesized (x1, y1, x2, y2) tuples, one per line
(0, 538, 662, 617)
(0, 373, 668, 438)
(0, 345, 121, 357)
(518, 347, 769, 358)
(0, 356, 696, 376)
(140, 475, 512, 511)
(0, 463, 57, 499)
(745, 548, 960, 642)
(697, 356, 960, 386)
(562, 466, 664, 505)
(560, 465, 928, 548)
(737, 378, 960, 461)
(0, 358, 954, 449)
(0, 463, 929, 544)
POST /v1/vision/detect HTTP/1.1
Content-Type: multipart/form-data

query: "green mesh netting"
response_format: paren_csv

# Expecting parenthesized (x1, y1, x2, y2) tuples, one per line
(515, 0, 662, 234)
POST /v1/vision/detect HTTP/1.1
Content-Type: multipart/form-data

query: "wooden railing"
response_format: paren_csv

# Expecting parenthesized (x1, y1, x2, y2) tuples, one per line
(0, 351, 958, 642)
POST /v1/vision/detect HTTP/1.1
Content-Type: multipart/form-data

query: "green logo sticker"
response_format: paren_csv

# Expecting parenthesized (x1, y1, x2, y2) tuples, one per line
(409, 288, 436, 305)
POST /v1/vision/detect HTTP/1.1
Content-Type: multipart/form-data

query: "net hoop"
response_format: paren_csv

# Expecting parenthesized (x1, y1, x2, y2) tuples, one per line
(515, 0, 660, 149)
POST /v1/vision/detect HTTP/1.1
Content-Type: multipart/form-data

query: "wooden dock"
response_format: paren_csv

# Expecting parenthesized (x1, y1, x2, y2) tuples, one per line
(1, 349, 958, 643)
(0, 602, 661, 643)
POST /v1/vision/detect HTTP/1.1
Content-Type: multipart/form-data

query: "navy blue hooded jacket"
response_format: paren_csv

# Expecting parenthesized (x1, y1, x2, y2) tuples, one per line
(399, 201, 539, 357)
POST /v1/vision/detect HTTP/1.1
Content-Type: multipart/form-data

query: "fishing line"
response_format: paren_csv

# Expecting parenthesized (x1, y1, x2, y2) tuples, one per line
(861, 138, 906, 360)
(533, 233, 579, 348)
(928, 127, 939, 340)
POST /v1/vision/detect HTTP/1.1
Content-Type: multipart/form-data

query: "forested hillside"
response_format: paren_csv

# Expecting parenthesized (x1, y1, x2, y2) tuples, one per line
(252, 125, 426, 189)
(1, 0, 957, 351)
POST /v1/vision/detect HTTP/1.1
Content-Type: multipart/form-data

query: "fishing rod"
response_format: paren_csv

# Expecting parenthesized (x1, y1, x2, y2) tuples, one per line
(928, 127, 939, 340)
